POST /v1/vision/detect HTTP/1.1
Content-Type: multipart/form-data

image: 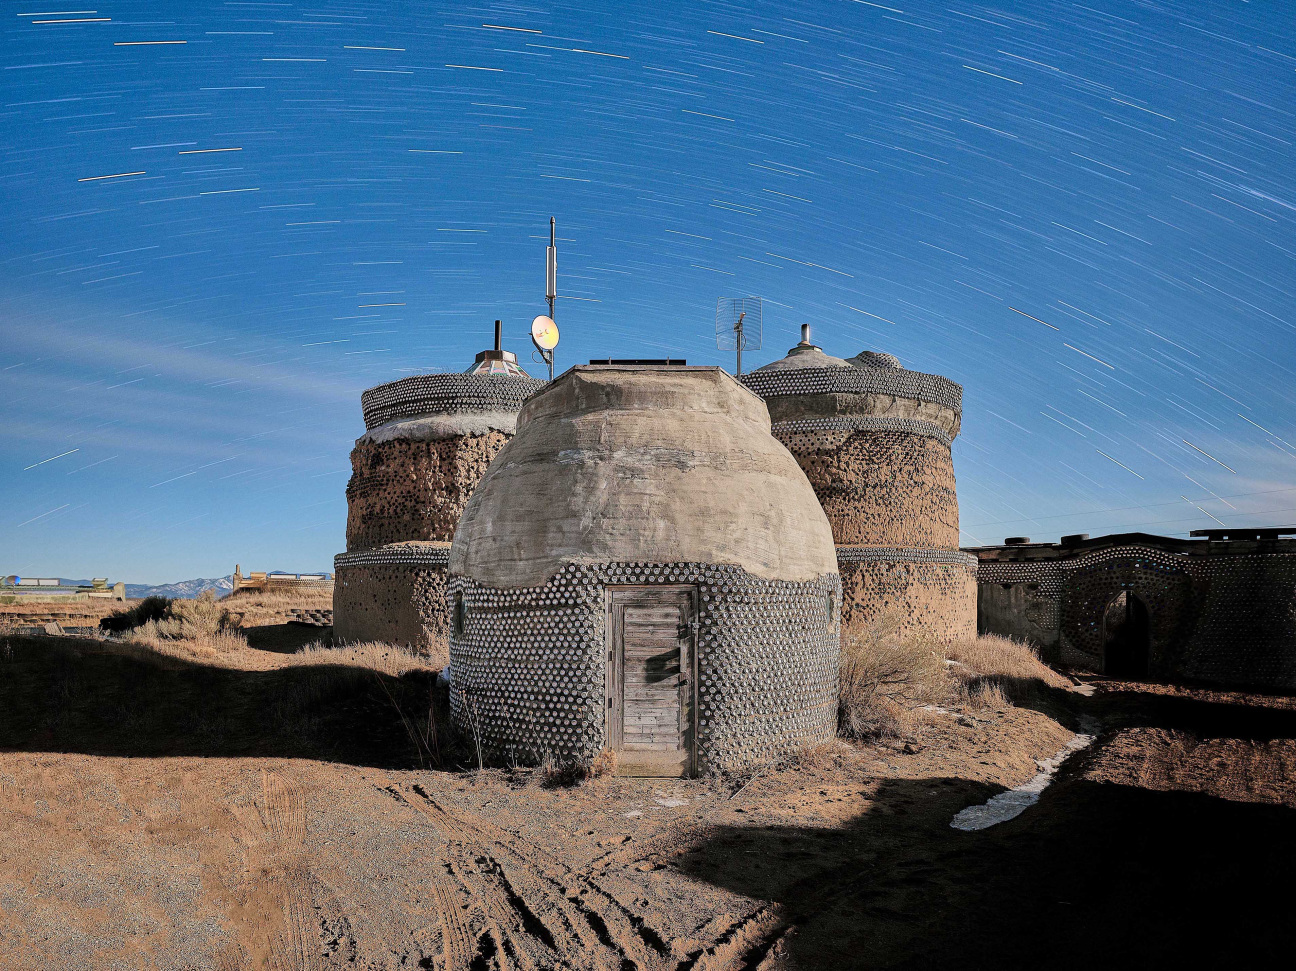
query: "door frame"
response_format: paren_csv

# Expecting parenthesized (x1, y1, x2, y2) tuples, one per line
(605, 583, 699, 777)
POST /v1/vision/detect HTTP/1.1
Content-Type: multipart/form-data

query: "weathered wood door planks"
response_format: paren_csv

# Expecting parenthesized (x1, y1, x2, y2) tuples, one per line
(606, 585, 697, 777)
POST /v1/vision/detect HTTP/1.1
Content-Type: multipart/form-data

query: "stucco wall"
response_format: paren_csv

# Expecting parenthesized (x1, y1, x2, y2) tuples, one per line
(838, 552, 977, 642)
(332, 543, 451, 664)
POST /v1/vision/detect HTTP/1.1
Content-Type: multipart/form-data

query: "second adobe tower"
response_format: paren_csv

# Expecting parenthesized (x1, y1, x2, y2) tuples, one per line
(742, 327, 976, 641)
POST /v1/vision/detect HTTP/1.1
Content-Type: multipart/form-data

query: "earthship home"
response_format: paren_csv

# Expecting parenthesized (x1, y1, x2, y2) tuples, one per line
(446, 365, 841, 776)
(332, 323, 545, 659)
(972, 528, 1296, 691)
(741, 327, 976, 642)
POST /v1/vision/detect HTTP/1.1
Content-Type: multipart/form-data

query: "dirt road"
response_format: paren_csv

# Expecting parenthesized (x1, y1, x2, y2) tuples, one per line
(1, 636, 1294, 969)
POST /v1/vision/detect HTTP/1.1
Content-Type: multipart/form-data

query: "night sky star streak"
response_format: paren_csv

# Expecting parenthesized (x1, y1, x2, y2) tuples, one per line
(0, 0, 1292, 580)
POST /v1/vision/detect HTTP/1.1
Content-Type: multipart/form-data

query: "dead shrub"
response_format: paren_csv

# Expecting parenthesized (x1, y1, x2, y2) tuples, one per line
(100, 596, 170, 632)
(124, 591, 245, 657)
(944, 633, 1068, 688)
(589, 747, 618, 778)
(536, 748, 618, 788)
(838, 613, 949, 739)
(290, 639, 436, 678)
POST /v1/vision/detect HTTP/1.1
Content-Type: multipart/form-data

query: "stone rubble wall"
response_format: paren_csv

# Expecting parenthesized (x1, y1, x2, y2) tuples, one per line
(448, 562, 841, 772)
(776, 424, 960, 549)
(345, 431, 512, 551)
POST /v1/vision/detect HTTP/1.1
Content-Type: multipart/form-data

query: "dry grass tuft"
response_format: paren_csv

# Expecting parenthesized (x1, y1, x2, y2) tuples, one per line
(944, 633, 1069, 688)
(838, 620, 1067, 739)
(838, 613, 950, 739)
(122, 591, 246, 658)
(289, 640, 437, 678)
(536, 747, 619, 787)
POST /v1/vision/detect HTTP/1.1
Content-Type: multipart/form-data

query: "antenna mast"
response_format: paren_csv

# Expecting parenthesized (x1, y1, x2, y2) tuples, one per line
(531, 217, 560, 380)
(716, 297, 763, 377)
(546, 217, 556, 328)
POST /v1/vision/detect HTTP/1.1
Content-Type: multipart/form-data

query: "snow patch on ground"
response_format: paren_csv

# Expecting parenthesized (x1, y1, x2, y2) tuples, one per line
(951, 720, 1098, 831)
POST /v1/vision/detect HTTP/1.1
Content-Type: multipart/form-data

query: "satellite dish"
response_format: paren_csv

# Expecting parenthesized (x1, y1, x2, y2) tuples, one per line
(716, 297, 763, 375)
(531, 315, 559, 351)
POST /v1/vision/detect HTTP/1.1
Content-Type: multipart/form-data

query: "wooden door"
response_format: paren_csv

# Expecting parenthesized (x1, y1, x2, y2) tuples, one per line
(607, 585, 697, 777)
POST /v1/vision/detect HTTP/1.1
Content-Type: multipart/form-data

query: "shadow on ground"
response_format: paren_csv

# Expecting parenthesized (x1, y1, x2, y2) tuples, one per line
(0, 635, 453, 769)
(242, 622, 333, 654)
(676, 683, 1296, 970)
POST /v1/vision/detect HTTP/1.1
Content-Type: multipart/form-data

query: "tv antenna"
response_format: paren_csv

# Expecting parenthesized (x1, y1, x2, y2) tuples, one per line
(531, 216, 559, 380)
(716, 297, 762, 375)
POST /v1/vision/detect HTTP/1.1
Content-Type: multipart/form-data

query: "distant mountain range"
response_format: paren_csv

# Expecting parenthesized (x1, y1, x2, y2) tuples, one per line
(125, 577, 235, 599)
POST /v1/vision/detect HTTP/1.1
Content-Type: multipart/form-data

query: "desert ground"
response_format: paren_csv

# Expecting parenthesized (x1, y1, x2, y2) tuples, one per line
(1, 603, 1293, 970)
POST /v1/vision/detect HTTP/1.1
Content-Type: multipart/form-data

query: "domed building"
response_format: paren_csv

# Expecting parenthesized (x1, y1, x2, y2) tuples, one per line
(741, 327, 976, 641)
(332, 323, 544, 658)
(446, 365, 841, 776)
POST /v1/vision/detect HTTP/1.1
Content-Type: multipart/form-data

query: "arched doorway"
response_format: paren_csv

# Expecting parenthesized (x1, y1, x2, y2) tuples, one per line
(1102, 590, 1150, 678)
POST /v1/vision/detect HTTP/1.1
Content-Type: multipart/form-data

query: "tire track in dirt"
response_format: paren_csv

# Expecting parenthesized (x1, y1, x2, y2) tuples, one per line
(380, 781, 744, 970)
(383, 784, 590, 969)
(428, 857, 478, 970)
(256, 769, 325, 971)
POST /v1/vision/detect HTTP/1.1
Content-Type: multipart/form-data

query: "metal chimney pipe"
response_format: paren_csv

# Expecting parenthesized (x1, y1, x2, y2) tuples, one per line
(801, 324, 811, 345)
(494, 319, 502, 351)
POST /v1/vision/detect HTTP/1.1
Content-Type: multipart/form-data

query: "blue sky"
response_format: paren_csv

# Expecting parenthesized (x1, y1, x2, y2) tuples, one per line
(2, 1, 1294, 583)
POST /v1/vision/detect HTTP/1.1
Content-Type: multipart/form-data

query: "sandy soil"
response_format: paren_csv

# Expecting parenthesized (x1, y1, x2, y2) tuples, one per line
(1, 634, 1293, 969)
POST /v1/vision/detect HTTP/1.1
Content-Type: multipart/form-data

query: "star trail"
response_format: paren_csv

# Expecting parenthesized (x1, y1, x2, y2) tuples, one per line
(2, 1, 1293, 582)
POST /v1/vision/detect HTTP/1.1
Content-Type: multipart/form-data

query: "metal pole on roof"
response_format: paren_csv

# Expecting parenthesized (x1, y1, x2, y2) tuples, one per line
(546, 217, 556, 380)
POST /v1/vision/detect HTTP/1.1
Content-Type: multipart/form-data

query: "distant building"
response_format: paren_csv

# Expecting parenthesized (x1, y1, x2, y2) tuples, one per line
(1, 576, 125, 601)
(970, 529, 1296, 690)
(230, 566, 333, 595)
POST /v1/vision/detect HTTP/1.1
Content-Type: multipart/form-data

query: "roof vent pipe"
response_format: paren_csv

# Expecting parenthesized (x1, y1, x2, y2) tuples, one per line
(494, 319, 502, 351)
(800, 324, 811, 346)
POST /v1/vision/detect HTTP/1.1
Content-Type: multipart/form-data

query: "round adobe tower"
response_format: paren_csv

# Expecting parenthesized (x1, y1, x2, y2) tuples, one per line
(447, 366, 841, 776)
(332, 327, 544, 658)
(741, 328, 976, 641)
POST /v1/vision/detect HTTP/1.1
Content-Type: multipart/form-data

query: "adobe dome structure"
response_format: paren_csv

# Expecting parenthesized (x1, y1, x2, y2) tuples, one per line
(447, 365, 841, 776)
(332, 324, 544, 657)
(741, 328, 976, 641)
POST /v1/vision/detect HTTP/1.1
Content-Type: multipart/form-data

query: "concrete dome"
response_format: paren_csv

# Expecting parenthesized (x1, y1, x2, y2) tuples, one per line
(446, 366, 841, 774)
(449, 366, 838, 589)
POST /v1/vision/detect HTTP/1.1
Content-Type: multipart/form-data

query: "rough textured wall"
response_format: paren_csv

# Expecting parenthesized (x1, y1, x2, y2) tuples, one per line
(1058, 555, 1197, 674)
(1179, 554, 1296, 689)
(447, 562, 841, 773)
(777, 427, 960, 548)
(975, 543, 1296, 691)
(333, 543, 451, 664)
(977, 582, 1062, 653)
(837, 552, 977, 642)
(345, 431, 510, 550)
